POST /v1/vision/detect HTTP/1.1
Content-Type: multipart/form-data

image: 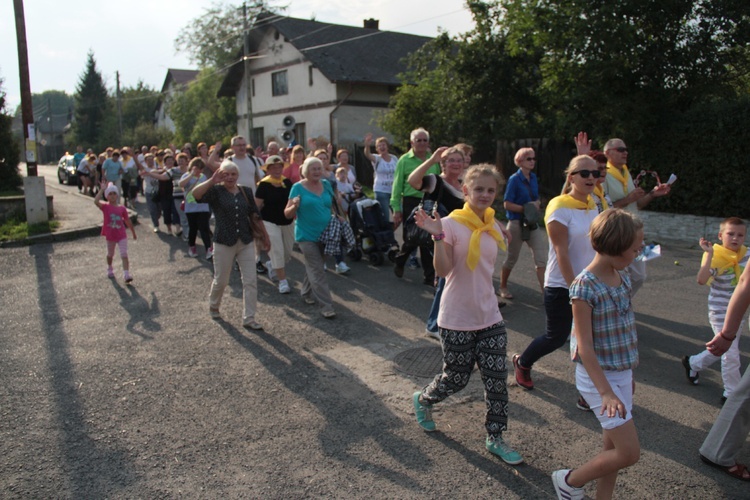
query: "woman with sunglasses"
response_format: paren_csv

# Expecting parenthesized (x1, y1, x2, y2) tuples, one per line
(512, 155, 599, 391)
(499, 147, 548, 300)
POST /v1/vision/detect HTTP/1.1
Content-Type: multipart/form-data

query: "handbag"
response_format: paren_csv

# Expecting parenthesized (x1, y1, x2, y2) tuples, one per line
(320, 182, 356, 255)
(404, 179, 446, 247)
(521, 201, 540, 241)
(240, 186, 271, 252)
(150, 190, 160, 204)
(180, 176, 200, 212)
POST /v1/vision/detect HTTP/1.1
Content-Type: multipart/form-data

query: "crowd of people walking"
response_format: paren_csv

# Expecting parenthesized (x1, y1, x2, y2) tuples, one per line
(80, 125, 750, 498)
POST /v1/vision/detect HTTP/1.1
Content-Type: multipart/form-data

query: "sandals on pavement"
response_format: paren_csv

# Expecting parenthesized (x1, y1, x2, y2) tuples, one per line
(498, 288, 514, 300)
(700, 454, 750, 481)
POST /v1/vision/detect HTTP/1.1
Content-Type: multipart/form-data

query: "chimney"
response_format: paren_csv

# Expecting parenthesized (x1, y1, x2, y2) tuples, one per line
(363, 18, 379, 30)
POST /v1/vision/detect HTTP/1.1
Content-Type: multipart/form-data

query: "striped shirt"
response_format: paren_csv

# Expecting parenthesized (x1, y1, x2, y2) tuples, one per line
(704, 251, 750, 324)
(569, 269, 638, 371)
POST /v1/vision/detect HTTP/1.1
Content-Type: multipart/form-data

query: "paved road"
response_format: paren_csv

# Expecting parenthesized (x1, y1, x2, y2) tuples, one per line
(1, 181, 748, 498)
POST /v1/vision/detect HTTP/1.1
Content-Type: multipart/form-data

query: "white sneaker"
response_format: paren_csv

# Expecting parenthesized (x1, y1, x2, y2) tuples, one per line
(278, 280, 291, 294)
(188, 246, 198, 258)
(425, 328, 441, 340)
(205, 247, 214, 260)
(551, 469, 584, 500)
(335, 262, 351, 274)
(266, 260, 277, 281)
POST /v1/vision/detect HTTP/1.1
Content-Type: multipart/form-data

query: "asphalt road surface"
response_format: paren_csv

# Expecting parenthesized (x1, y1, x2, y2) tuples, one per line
(1, 182, 748, 498)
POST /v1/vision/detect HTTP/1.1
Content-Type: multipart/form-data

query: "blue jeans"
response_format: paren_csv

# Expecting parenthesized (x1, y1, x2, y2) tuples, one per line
(426, 277, 446, 332)
(518, 287, 572, 369)
(375, 191, 391, 222)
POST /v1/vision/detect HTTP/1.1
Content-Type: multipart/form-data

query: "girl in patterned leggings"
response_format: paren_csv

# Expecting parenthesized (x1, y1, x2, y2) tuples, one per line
(410, 164, 523, 465)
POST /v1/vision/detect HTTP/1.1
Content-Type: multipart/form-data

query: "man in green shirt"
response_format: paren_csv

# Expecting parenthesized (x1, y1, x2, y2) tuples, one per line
(390, 128, 441, 284)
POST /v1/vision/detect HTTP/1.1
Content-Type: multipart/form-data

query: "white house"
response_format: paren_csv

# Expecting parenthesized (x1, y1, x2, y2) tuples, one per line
(154, 68, 199, 132)
(217, 13, 431, 152)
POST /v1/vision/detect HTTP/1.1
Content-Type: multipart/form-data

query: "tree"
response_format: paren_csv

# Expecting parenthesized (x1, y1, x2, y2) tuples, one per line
(499, 0, 750, 143)
(0, 76, 21, 190)
(168, 68, 236, 145)
(380, 1, 541, 160)
(120, 81, 160, 132)
(71, 51, 110, 150)
(175, 1, 280, 69)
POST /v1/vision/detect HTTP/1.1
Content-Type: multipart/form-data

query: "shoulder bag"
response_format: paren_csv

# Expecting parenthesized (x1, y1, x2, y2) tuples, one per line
(240, 186, 271, 252)
(404, 177, 446, 247)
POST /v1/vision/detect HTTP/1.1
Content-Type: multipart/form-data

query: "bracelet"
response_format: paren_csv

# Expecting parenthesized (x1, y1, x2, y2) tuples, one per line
(720, 332, 736, 342)
(432, 232, 445, 241)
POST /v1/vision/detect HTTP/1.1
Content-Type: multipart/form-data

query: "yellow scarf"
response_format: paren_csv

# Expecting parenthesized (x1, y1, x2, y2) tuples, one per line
(449, 204, 506, 270)
(704, 244, 747, 285)
(593, 185, 609, 211)
(259, 175, 287, 187)
(544, 194, 595, 224)
(606, 161, 631, 194)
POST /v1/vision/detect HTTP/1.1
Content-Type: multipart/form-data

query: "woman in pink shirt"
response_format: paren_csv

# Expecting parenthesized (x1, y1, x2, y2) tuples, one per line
(282, 145, 305, 184)
(410, 164, 523, 465)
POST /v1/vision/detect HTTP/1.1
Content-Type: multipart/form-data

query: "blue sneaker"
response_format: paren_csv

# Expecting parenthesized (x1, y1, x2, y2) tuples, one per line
(486, 436, 523, 465)
(412, 392, 436, 432)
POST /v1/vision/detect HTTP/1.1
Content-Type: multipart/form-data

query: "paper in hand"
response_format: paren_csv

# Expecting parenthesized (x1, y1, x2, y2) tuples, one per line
(667, 174, 677, 185)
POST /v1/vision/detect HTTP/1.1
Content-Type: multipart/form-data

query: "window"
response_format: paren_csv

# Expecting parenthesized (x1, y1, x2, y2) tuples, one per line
(294, 123, 306, 147)
(272, 70, 288, 96)
(251, 78, 255, 97)
(251, 127, 264, 150)
(309, 66, 314, 86)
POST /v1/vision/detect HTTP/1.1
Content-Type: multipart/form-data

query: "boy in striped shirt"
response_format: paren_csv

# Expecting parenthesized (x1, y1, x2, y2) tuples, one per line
(683, 217, 747, 404)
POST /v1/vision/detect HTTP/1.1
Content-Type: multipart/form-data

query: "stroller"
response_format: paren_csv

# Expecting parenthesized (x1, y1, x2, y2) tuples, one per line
(347, 197, 399, 265)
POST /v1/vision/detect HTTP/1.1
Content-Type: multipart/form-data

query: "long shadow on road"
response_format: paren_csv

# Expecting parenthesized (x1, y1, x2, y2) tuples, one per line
(216, 320, 429, 492)
(30, 244, 137, 496)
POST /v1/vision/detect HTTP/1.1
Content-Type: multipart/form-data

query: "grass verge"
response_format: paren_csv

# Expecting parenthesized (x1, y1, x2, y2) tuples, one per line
(0, 213, 60, 241)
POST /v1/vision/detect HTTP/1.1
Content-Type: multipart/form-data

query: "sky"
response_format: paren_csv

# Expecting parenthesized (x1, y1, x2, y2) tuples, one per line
(0, 0, 475, 112)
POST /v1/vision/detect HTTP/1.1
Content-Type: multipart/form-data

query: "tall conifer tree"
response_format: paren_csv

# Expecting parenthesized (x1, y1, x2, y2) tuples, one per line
(72, 51, 109, 149)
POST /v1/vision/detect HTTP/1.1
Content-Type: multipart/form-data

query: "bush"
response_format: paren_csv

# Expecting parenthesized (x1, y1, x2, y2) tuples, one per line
(632, 97, 750, 219)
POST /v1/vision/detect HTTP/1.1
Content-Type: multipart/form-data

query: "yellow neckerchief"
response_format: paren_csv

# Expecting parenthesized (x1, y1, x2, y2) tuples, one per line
(606, 161, 630, 195)
(544, 193, 595, 224)
(259, 174, 287, 187)
(593, 185, 609, 210)
(704, 244, 748, 282)
(449, 203, 506, 270)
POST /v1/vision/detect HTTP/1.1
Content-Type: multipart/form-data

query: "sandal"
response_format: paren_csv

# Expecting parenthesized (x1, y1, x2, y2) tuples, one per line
(700, 454, 750, 481)
(499, 288, 514, 299)
(321, 310, 336, 319)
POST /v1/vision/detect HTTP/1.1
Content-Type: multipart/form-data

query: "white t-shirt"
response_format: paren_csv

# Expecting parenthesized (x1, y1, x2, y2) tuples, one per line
(77, 158, 91, 173)
(223, 155, 262, 193)
(544, 207, 598, 288)
(371, 154, 398, 194)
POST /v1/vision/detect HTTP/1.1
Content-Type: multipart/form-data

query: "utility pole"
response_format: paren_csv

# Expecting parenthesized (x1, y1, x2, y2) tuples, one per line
(13, 0, 37, 177)
(243, 2, 253, 143)
(116, 71, 123, 143)
(13, 0, 48, 224)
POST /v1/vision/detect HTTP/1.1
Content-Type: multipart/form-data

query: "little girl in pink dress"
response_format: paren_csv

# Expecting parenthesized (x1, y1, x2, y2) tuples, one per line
(95, 182, 137, 282)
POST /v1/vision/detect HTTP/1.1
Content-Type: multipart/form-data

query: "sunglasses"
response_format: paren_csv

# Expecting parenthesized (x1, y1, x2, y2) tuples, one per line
(526, 157, 536, 161)
(614, 147, 628, 153)
(571, 169, 601, 179)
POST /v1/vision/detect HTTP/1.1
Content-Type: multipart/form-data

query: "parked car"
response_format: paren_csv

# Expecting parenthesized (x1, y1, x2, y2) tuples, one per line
(57, 154, 78, 185)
